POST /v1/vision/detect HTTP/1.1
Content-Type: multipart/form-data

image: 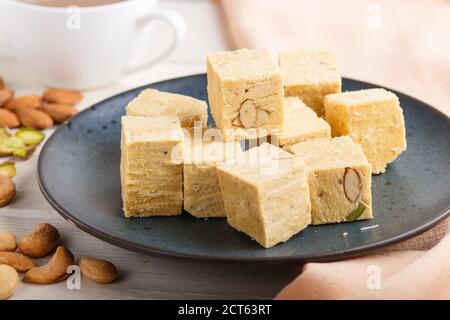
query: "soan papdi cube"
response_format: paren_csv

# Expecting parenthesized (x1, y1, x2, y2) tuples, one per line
(275, 97, 331, 147)
(126, 89, 208, 128)
(183, 128, 242, 218)
(120, 115, 184, 217)
(207, 49, 284, 140)
(279, 49, 341, 117)
(324, 88, 407, 174)
(217, 143, 311, 248)
(284, 136, 372, 225)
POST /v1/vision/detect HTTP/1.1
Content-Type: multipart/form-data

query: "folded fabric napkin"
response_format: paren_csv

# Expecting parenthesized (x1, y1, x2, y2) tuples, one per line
(218, 0, 450, 299)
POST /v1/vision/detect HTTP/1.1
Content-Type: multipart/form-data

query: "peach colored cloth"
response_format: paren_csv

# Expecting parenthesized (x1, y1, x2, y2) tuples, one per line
(219, 0, 450, 299)
(219, 0, 450, 116)
(276, 232, 450, 300)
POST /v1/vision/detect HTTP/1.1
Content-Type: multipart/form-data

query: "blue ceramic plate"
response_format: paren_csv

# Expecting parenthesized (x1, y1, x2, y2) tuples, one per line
(37, 74, 450, 263)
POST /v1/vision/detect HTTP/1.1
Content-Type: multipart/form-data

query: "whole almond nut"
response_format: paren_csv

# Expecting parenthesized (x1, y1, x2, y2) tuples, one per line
(0, 231, 17, 252)
(43, 89, 83, 105)
(0, 175, 16, 207)
(79, 257, 117, 284)
(239, 100, 256, 129)
(5, 95, 42, 111)
(0, 109, 20, 128)
(18, 223, 60, 258)
(0, 252, 35, 273)
(343, 168, 362, 203)
(0, 264, 19, 300)
(25, 245, 74, 284)
(253, 109, 270, 127)
(16, 108, 53, 130)
(0, 89, 14, 108)
(41, 103, 78, 123)
(0, 77, 4, 90)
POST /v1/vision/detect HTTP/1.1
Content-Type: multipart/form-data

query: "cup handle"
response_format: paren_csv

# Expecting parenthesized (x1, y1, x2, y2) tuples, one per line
(123, 9, 186, 75)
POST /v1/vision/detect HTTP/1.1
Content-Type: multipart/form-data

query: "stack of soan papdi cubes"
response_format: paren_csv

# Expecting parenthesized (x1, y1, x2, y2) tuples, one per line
(120, 48, 407, 248)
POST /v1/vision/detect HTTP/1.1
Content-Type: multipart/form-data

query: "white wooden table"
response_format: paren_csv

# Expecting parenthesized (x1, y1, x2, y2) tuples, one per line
(0, 0, 301, 300)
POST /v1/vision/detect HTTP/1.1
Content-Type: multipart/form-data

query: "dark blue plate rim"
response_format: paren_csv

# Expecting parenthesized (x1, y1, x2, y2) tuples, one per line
(36, 74, 450, 263)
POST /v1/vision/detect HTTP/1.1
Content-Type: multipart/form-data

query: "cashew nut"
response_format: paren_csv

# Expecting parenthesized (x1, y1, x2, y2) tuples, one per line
(0, 252, 35, 273)
(0, 231, 17, 252)
(79, 257, 117, 284)
(18, 223, 60, 258)
(0, 264, 19, 300)
(24, 245, 74, 284)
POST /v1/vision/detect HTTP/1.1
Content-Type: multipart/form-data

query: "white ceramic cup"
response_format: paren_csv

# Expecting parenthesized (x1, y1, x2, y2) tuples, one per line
(0, 0, 186, 89)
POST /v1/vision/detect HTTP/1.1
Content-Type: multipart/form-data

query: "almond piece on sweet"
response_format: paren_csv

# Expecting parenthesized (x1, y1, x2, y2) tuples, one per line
(253, 109, 270, 127)
(239, 100, 256, 129)
(343, 168, 361, 203)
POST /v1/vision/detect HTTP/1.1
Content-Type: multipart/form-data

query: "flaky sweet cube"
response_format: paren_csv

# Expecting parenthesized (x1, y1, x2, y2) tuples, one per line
(279, 49, 341, 117)
(217, 143, 311, 248)
(285, 136, 372, 225)
(207, 49, 284, 139)
(275, 97, 331, 147)
(183, 128, 242, 218)
(120, 115, 184, 217)
(324, 88, 407, 174)
(126, 89, 208, 128)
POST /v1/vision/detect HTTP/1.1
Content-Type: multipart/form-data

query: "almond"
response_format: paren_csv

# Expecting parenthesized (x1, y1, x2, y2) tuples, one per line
(0, 109, 20, 128)
(41, 103, 78, 123)
(43, 89, 83, 105)
(0, 175, 16, 207)
(343, 168, 362, 203)
(232, 115, 242, 127)
(0, 77, 4, 90)
(0, 89, 14, 108)
(5, 95, 42, 111)
(0, 252, 35, 273)
(16, 108, 53, 130)
(253, 109, 269, 127)
(79, 257, 117, 284)
(239, 100, 256, 128)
